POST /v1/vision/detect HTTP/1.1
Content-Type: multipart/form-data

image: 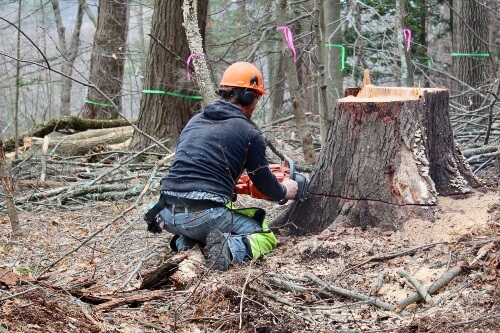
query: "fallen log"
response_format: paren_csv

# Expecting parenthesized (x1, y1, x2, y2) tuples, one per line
(3, 116, 136, 152)
(23, 126, 133, 156)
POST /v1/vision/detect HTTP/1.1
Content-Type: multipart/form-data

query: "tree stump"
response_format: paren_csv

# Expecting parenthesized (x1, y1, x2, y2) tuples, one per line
(274, 84, 484, 235)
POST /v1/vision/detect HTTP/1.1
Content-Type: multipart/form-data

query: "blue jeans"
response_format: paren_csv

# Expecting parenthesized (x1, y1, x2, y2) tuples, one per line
(158, 206, 262, 263)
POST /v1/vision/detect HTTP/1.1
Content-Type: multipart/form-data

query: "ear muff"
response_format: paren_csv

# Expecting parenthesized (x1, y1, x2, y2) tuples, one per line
(238, 89, 256, 106)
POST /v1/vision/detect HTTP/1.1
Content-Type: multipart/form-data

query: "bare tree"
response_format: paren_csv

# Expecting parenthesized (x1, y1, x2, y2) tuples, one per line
(50, 0, 85, 116)
(83, 0, 129, 119)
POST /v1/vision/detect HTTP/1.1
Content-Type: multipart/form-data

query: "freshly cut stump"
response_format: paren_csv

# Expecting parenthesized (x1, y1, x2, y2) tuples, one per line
(275, 85, 483, 235)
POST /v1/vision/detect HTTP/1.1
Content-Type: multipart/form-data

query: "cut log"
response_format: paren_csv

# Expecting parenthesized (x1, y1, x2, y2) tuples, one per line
(140, 248, 205, 290)
(23, 126, 133, 156)
(274, 82, 484, 234)
(3, 116, 136, 152)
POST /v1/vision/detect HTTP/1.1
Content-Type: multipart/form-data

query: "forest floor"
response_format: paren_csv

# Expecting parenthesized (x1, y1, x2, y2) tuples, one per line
(0, 134, 499, 333)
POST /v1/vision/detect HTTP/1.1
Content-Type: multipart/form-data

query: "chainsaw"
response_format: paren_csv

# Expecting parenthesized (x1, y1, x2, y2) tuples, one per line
(235, 156, 309, 204)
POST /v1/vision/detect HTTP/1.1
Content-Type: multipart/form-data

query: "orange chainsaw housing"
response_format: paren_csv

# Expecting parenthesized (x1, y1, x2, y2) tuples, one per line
(235, 163, 290, 200)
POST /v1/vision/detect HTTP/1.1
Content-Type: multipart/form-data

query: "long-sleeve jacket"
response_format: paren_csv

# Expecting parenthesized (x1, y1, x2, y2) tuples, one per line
(161, 100, 286, 202)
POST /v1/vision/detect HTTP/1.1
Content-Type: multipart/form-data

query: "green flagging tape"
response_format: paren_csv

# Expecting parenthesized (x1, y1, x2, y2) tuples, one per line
(142, 89, 166, 94)
(142, 90, 202, 100)
(85, 100, 114, 108)
(325, 43, 345, 71)
(452, 53, 490, 57)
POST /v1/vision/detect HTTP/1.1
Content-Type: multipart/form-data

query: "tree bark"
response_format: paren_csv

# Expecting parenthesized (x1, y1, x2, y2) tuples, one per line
(274, 84, 483, 235)
(50, 0, 85, 116)
(277, 0, 316, 165)
(83, 0, 129, 119)
(130, 0, 208, 151)
(182, 0, 217, 104)
(451, 0, 491, 109)
(23, 126, 133, 156)
(0, 141, 21, 236)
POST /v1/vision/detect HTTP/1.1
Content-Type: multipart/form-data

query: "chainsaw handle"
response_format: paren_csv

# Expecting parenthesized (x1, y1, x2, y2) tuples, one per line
(278, 157, 294, 205)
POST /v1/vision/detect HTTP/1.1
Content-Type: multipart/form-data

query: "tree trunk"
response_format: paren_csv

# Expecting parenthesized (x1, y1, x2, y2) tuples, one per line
(130, 0, 208, 151)
(182, 0, 217, 104)
(277, 0, 316, 165)
(83, 0, 129, 119)
(274, 83, 484, 235)
(451, 0, 491, 109)
(313, 0, 329, 147)
(0, 141, 21, 236)
(324, 0, 343, 138)
(50, 0, 85, 116)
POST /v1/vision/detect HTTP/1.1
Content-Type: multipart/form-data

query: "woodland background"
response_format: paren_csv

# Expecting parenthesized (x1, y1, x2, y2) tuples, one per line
(0, 1, 499, 332)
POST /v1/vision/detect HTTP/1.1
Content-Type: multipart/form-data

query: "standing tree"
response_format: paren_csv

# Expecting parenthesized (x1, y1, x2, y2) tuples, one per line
(277, 0, 316, 165)
(451, 0, 492, 109)
(50, 0, 85, 116)
(83, 0, 129, 119)
(130, 0, 208, 151)
(323, 0, 343, 145)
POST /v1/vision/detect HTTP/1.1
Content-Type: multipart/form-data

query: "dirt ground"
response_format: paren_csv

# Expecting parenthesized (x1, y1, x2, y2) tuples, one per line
(1, 159, 499, 332)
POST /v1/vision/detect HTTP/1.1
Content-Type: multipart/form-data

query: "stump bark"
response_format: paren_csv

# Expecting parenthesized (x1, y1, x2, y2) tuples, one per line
(274, 85, 484, 235)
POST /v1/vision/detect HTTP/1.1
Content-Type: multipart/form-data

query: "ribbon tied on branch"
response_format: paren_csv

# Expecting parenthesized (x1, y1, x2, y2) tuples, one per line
(277, 26, 297, 62)
(186, 53, 205, 80)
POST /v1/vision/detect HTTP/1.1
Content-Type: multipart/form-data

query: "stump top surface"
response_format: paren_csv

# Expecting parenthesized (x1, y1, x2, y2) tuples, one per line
(341, 85, 447, 102)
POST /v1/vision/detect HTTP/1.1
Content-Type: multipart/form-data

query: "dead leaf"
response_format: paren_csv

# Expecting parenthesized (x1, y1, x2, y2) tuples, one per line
(0, 268, 19, 288)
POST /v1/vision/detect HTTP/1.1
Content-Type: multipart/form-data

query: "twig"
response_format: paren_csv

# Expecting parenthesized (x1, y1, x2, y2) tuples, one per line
(239, 265, 253, 330)
(36, 204, 137, 279)
(247, 284, 316, 322)
(452, 313, 500, 326)
(397, 269, 433, 304)
(430, 276, 479, 308)
(347, 243, 439, 271)
(138, 320, 171, 333)
(396, 265, 463, 312)
(93, 290, 168, 312)
(305, 273, 397, 312)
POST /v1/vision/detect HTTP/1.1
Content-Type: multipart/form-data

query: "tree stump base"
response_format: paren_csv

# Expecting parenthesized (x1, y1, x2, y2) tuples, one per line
(275, 84, 484, 235)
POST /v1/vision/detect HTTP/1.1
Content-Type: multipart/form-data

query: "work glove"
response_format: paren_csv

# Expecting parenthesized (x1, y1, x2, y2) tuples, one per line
(144, 214, 164, 234)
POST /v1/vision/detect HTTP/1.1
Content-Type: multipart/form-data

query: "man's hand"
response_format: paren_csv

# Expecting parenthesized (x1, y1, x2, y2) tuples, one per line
(145, 215, 164, 234)
(282, 178, 299, 200)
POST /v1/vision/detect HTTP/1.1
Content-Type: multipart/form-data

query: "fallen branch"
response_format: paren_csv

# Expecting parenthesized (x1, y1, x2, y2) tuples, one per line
(349, 243, 439, 268)
(305, 273, 397, 312)
(92, 290, 169, 312)
(370, 269, 388, 295)
(397, 269, 433, 304)
(396, 265, 463, 312)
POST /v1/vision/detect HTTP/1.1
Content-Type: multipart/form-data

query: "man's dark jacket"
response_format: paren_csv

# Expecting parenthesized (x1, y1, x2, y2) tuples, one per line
(161, 100, 286, 202)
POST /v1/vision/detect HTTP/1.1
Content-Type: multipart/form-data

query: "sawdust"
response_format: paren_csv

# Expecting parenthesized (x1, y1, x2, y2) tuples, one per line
(392, 191, 497, 246)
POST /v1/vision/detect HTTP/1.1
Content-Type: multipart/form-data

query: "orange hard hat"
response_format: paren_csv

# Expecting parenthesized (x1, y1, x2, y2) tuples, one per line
(219, 62, 268, 95)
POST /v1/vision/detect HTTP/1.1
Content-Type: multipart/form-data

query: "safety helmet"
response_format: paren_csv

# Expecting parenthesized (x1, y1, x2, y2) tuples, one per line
(219, 62, 268, 95)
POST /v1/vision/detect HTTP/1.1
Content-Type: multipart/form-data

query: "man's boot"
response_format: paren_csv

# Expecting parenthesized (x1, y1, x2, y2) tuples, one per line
(206, 229, 231, 271)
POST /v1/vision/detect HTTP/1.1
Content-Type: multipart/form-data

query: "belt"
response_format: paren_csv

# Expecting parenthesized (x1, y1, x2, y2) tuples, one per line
(163, 195, 224, 213)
